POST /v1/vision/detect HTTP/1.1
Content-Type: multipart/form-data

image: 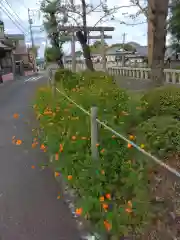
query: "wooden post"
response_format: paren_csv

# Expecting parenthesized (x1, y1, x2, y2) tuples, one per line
(91, 106, 99, 160)
(101, 30, 106, 72)
(71, 32, 76, 72)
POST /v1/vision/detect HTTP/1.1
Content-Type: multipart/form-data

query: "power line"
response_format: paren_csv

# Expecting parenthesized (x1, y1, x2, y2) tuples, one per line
(0, 6, 27, 35)
(3, 0, 28, 28)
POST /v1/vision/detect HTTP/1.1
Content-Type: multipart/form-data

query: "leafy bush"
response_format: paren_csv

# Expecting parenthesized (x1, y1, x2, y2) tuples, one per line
(137, 115, 180, 156)
(141, 86, 180, 119)
(34, 70, 151, 237)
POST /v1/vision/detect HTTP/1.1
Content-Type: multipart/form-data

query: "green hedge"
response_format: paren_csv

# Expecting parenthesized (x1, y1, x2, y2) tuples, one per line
(34, 69, 151, 238)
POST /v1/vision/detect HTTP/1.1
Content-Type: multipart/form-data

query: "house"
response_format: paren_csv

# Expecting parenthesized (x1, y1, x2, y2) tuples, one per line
(106, 42, 148, 65)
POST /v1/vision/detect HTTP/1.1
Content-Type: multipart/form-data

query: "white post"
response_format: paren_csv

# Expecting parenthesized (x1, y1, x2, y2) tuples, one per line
(91, 106, 99, 160)
(71, 32, 76, 72)
(101, 30, 106, 72)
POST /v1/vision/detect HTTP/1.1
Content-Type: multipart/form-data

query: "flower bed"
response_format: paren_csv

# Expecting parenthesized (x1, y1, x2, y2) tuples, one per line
(34, 69, 180, 239)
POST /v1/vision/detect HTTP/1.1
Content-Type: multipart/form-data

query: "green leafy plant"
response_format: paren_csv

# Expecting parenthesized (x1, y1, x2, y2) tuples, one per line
(137, 115, 180, 157)
(34, 70, 151, 238)
(141, 86, 180, 120)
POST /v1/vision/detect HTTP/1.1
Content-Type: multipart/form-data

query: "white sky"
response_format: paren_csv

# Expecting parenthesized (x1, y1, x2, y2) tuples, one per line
(1, 0, 148, 57)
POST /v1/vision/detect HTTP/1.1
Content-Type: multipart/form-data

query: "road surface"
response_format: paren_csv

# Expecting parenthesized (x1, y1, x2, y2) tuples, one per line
(0, 75, 80, 240)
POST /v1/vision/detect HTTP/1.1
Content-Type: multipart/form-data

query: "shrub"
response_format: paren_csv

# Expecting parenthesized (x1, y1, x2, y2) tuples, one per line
(34, 70, 151, 237)
(137, 115, 180, 157)
(141, 86, 180, 119)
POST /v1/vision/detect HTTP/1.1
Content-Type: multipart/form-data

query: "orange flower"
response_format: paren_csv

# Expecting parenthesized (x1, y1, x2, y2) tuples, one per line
(100, 148, 105, 153)
(127, 143, 132, 148)
(125, 208, 132, 213)
(59, 144, 63, 152)
(99, 196, 104, 202)
(54, 172, 60, 177)
(31, 165, 35, 169)
(102, 203, 108, 210)
(112, 135, 116, 139)
(105, 193, 111, 200)
(68, 175, 72, 180)
(13, 113, 19, 119)
(96, 143, 100, 147)
(57, 195, 61, 199)
(16, 139, 22, 145)
(129, 135, 135, 140)
(55, 153, 59, 161)
(104, 220, 111, 231)
(71, 136, 76, 141)
(40, 144, 46, 150)
(75, 208, 83, 215)
(32, 142, 37, 148)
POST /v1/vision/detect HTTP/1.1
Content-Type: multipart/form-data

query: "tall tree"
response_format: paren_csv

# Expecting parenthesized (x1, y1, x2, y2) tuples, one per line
(41, 0, 65, 67)
(169, 1, 180, 52)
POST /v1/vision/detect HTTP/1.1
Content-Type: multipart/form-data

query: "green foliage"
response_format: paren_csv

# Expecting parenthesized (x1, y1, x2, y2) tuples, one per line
(45, 46, 61, 62)
(169, 1, 180, 45)
(137, 116, 180, 157)
(34, 69, 151, 237)
(141, 86, 180, 119)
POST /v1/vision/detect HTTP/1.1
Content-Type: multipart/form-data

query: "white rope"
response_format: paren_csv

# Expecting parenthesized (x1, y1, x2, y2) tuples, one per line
(56, 87, 180, 178)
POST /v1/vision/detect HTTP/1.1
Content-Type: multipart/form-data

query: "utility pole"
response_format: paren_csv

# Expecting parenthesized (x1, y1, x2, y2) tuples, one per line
(28, 8, 34, 47)
(122, 32, 126, 67)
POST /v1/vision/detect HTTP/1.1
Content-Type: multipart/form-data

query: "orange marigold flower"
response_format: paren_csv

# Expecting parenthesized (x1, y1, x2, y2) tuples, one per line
(16, 139, 22, 145)
(55, 153, 59, 161)
(104, 220, 111, 231)
(57, 195, 61, 199)
(102, 203, 108, 210)
(32, 142, 37, 148)
(68, 175, 72, 180)
(96, 143, 100, 147)
(100, 148, 105, 153)
(125, 208, 132, 213)
(105, 193, 111, 200)
(40, 144, 46, 150)
(71, 136, 76, 140)
(54, 172, 60, 177)
(129, 135, 135, 140)
(75, 208, 83, 215)
(127, 143, 132, 148)
(99, 196, 104, 202)
(13, 113, 19, 119)
(59, 144, 63, 152)
(31, 165, 35, 169)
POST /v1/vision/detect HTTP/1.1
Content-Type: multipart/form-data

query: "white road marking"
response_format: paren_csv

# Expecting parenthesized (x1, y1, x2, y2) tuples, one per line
(24, 75, 43, 82)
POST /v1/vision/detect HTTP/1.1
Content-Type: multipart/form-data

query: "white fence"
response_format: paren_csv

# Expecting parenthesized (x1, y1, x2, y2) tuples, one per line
(64, 63, 180, 84)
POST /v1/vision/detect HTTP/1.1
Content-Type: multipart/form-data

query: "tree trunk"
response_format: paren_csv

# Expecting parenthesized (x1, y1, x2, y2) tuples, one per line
(77, 0, 94, 71)
(148, 0, 169, 87)
(76, 31, 94, 71)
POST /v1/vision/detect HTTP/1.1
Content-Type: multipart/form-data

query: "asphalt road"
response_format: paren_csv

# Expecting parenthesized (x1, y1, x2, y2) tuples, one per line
(0, 75, 80, 240)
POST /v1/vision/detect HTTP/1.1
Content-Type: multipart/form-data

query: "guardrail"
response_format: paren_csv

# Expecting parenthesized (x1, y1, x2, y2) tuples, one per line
(64, 63, 180, 84)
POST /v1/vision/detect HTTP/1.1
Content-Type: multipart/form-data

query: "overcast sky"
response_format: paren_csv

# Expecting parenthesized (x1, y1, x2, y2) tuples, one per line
(1, 0, 148, 57)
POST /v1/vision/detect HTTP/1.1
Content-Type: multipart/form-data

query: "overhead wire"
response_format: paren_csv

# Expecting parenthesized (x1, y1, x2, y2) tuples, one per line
(0, 6, 27, 34)
(3, 0, 28, 29)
